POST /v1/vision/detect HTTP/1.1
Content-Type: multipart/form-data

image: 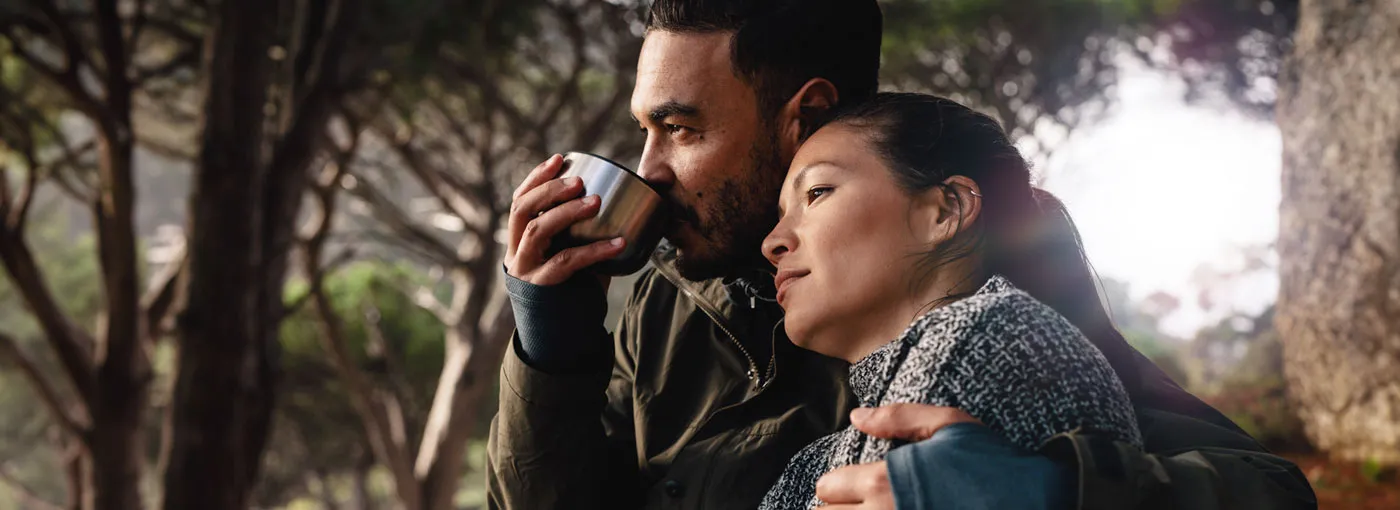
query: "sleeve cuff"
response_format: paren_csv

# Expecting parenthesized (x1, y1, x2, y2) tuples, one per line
(887, 423, 1074, 510)
(503, 268, 611, 374)
(500, 331, 613, 412)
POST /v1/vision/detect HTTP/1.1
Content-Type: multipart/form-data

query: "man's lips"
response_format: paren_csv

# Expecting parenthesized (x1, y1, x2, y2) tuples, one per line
(773, 268, 810, 305)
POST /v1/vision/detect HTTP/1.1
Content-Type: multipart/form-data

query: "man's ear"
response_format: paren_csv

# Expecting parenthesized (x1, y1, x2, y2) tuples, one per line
(778, 78, 838, 157)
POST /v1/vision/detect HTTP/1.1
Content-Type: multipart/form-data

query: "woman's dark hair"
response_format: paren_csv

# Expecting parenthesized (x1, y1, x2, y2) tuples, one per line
(826, 92, 1146, 401)
(647, 0, 883, 119)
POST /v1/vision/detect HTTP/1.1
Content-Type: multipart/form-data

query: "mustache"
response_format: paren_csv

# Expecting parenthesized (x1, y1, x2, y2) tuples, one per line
(664, 195, 702, 227)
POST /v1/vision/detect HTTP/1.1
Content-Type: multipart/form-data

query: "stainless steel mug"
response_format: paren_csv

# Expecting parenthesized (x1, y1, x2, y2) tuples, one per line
(547, 152, 667, 275)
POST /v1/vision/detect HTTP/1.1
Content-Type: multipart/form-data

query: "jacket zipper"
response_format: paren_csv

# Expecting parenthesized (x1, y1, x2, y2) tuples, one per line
(653, 260, 774, 390)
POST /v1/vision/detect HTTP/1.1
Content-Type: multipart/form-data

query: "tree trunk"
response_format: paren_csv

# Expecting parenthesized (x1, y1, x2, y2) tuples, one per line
(163, 0, 280, 507)
(414, 254, 509, 510)
(1277, 0, 1400, 463)
(352, 458, 374, 510)
(89, 125, 150, 510)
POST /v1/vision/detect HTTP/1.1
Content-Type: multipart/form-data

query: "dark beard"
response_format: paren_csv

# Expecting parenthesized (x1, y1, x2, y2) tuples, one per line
(674, 132, 785, 281)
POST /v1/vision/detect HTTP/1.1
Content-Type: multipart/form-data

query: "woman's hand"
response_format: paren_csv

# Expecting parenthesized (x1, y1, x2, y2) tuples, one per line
(815, 404, 981, 509)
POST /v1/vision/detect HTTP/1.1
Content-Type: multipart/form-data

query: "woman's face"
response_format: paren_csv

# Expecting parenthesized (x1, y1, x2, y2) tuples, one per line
(762, 124, 950, 361)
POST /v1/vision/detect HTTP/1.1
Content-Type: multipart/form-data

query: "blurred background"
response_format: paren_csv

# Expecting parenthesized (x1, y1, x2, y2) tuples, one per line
(0, 0, 1396, 509)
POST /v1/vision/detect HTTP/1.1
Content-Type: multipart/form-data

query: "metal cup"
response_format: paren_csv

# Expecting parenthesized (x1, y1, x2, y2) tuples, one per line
(547, 152, 668, 276)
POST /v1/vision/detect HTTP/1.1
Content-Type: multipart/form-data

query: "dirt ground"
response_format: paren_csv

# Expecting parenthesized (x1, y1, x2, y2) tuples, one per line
(1283, 454, 1400, 509)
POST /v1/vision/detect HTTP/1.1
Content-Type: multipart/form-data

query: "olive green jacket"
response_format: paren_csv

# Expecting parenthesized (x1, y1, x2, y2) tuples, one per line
(486, 253, 1317, 509)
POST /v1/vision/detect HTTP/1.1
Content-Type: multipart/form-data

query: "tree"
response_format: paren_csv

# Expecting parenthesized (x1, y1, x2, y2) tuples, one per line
(1, 1, 199, 507)
(0, 204, 102, 510)
(258, 261, 447, 508)
(1, 0, 381, 507)
(879, 0, 1297, 159)
(299, 2, 645, 508)
(162, 0, 374, 506)
(1276, 0, 1400, 464)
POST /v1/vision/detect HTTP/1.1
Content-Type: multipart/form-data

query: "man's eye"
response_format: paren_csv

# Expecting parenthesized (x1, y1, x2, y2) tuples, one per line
(665, 124, 689, 134)
(806, 186, 833, 204)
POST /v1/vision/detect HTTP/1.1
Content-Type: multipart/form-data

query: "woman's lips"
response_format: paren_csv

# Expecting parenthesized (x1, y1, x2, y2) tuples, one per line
(773, 269, 810, 305)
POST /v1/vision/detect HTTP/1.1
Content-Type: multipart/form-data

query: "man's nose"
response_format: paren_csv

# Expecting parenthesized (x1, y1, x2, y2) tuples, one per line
(636, 150, 676, 189)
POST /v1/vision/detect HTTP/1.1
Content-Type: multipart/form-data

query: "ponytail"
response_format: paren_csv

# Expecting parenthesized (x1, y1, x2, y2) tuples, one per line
(991, 189, 1144, 401)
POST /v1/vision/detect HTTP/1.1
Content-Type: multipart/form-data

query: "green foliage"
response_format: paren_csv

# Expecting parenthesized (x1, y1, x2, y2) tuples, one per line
(1360, 458, 1394, 484)
(257, 261, 446, 507)
(282, 262, 446, 394)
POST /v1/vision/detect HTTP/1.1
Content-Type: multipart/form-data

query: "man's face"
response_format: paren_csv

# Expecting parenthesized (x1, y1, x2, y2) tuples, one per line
(631, 30, 787, 281)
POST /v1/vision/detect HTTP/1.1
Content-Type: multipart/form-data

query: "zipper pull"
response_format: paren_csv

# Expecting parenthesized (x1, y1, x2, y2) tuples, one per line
(750, 295, 756, 309)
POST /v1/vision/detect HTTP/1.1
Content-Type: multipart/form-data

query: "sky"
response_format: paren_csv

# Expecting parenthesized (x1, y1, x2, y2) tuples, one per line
(1038, 62, 1280, 338)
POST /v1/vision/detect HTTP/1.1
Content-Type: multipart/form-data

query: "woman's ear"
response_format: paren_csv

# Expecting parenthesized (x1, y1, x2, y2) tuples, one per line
(916, 175, 983, 243)
(778, 78, 838, 158)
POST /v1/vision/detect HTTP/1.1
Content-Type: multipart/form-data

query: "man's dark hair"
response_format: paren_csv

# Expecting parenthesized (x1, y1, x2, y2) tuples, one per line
(647, 0, 883, 118)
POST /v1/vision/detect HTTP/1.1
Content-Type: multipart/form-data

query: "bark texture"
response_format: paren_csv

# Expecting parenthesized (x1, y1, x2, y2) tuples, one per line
(1277, 0, 1400, 463)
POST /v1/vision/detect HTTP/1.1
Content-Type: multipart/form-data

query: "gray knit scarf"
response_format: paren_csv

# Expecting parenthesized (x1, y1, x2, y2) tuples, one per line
(759, 275, 1142, 509)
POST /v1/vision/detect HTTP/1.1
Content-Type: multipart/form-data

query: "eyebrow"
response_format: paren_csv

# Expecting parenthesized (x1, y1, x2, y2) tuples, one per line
(790, 162, 838, 194)
(632, 100, 701, 124)
(779, 161, 838, 215)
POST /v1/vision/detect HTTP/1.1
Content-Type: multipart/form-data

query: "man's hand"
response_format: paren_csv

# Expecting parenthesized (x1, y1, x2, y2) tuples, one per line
(505, 154, 626, 286)
(816, 462, 896, 509)
(815, 404, 981, 509)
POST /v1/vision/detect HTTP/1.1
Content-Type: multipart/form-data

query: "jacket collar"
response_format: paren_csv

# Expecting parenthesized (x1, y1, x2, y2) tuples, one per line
(648, 243, 780, 320)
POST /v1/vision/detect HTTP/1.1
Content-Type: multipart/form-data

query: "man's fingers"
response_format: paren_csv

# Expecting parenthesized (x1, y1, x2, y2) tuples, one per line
(507, 176, 585, 264)
(849, 403, 981, 442)
(512, 154, 565, 201)
(534, 238, 626, 285)
(815, 462, 889, 505)
(514, 194, 602, 267)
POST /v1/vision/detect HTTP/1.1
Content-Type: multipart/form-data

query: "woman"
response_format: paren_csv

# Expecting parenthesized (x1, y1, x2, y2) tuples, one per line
(758, 93, 1142, 509)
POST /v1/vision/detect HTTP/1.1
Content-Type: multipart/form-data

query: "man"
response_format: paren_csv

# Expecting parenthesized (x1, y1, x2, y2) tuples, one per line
(488, 1, 1317, 508)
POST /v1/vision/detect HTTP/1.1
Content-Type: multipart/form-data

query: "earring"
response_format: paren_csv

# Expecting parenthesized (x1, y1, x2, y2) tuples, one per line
(969, 189, 982, 197)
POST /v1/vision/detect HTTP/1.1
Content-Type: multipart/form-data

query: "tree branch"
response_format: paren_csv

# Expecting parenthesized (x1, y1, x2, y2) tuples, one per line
(0, 163, 11, 205)
(0, 232, 96, 403)
(44, 139, 98, 203)
(570, 80, 632, 154)
(445, 59, 528, 131)
(127, 0, 151, 53)
(304, 137, 421, 509)
(141, 246, 186, 341)
(2, 12, 103, 119)
(346, 174, 459, 264)
(0, 462, 64, 510)
(94, 0, 133, 117)
(361, 296, 423, 424)
(532, 4, 586, 145)
(384, 133, 490, 239)
(0, 331, 89, 440)
(133, 45, 200, 85)
(6, 145, 40, 232)
(282, 248, 355, 320)
(25, 0, 90, 75)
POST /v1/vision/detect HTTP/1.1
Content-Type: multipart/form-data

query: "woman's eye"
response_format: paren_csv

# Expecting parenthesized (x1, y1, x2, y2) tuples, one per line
(806, 186, 833, 204)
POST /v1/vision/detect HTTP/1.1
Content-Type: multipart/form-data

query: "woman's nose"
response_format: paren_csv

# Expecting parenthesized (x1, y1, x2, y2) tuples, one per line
(762, 221, 793, 265)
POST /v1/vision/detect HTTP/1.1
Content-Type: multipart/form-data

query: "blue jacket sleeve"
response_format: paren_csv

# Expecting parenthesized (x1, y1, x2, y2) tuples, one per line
(887, 423, 1075, 510)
